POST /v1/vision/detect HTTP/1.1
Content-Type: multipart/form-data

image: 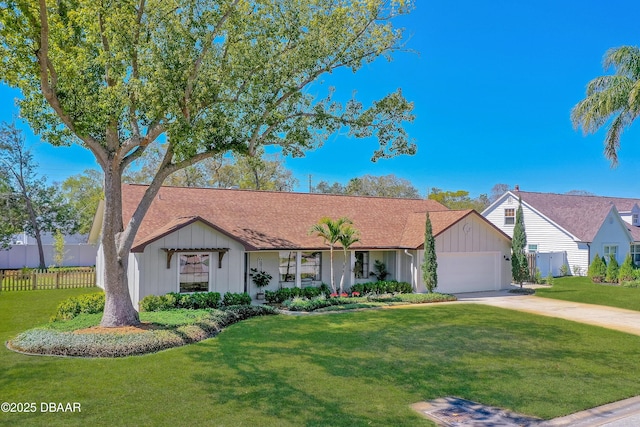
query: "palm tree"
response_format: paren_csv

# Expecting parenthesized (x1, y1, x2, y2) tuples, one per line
(309, 217, 352, 293)
(572, 46, 640, 166)
(337, 225, 360, 295)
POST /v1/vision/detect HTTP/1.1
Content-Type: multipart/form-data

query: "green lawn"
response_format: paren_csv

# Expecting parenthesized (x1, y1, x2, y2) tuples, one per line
(3, 289, 640, 426)
(536, 276, 640, 311)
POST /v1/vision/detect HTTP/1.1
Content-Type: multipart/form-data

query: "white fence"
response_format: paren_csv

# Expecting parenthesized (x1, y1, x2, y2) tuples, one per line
(0, 244, 98, 269)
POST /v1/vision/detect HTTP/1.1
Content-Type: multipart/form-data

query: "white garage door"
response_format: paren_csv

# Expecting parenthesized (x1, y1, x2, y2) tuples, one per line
(437, 252, 501, 293)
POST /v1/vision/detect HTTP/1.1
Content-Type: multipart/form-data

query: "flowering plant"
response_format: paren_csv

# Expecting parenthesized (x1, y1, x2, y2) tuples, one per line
(351, 291, 360, 297)
(340, 292, 348, 297)
(330, 293, 338, 298)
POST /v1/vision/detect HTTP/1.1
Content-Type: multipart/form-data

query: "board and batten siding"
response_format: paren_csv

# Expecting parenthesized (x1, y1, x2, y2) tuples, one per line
(484, 197, 589, 276)
(135, 221, 246, 307)
(422, 214, 512, 291)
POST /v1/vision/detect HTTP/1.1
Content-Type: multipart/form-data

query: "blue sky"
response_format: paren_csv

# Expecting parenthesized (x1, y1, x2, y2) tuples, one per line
(1, 0, 639, 198)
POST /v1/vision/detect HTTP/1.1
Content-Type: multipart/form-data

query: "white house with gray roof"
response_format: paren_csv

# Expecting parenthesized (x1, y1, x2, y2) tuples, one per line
(482, 190, 640, 277)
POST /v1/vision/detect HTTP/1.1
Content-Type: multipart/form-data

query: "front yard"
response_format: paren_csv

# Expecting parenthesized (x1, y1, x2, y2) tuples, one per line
(536, 276, 640, 311)
(3, 288, 640, 426)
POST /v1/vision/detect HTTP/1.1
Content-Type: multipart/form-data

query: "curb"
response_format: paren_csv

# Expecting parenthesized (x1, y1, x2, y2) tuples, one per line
(540, 396, 640, 427)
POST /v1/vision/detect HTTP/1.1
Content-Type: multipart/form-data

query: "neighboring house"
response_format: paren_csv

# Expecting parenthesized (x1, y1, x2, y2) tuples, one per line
(93, 184, 513, 308)
(0, 232, 97, 269)
(482, 189, 640, 277)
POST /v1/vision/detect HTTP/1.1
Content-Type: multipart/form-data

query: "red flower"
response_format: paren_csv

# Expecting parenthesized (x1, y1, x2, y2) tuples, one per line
(340, 292, 348, 297)
(330, 293, 338, 298)
(351, 291, 360, 297)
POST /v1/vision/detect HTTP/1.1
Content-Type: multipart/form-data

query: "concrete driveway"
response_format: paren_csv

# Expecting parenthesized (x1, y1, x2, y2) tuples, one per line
(454, 289, 640, 336)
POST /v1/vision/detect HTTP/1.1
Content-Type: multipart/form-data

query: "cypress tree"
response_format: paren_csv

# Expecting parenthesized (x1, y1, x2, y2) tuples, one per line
(511, 197, 528, 286)
(618, 253, 635, 283)
(587, 253, 606, 283)
(422, 212, 438, 293)
(605, 254, 620, 283)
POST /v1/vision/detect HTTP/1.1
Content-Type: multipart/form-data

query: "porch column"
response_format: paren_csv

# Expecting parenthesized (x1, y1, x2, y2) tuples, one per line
(295, 251, 302, 288)
(395, 250, 401, 282)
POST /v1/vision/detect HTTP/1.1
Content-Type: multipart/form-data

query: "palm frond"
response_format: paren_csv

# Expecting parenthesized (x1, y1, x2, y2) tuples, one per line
(603, 113, 626, 166)
(628, 80, 640, 114)
(571, 78, 632, 133)
(604, 46, 640, 79)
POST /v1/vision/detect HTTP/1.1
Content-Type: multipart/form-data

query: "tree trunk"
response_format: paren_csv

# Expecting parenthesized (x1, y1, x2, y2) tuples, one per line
(100, 170, 140, 327)
(23, 194, 46, 269)
(339, 249, 347, 294)
(33, 231, 46, 269)
(329, 245, 335, 293)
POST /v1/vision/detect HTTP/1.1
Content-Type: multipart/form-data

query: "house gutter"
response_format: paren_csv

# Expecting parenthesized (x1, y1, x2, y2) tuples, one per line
(404, 250, 415, 291)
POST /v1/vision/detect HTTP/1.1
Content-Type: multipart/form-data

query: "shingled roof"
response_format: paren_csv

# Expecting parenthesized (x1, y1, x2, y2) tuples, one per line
(121, 184, 485, 252)
(515, 191, 640, 242)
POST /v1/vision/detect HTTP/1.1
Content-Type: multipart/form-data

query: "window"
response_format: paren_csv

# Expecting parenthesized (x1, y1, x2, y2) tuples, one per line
(179, 254, 210, 293)
(528, 244, 538, 253)
(631, 244, 640, 266)
(279, 251, 297, 282)
(633, 214, 639, 226)
(603, 245, 618, 262)
(504, 208, 515, 225)
(300, 252, 321, 282)
(354, 251, 370, 279)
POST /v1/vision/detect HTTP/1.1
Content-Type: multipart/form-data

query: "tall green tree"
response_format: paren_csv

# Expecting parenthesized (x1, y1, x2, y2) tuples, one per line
(309, 217, 353, 294)
(0, 173, 22, 249)
(337, 225, 360, 295)
(428, 188, 489, 211)
(60, 169, 104, 235)
(0, 122, 78, 268)
(421, 212, 437, 293)
(313, 174, 419, 198)
(511, 197, 528, 286)
(0, 1, 415, 326)
(125, 144, 297, 191)
(571, 46, 640, 166)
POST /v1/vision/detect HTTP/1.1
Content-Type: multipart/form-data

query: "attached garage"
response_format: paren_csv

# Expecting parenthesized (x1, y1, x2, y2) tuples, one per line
(415, 211, 512, 294)
(437, 252, 502, 293)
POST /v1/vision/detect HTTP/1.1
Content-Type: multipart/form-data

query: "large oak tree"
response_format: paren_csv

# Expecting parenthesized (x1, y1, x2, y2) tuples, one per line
(0, 1, 416, 326)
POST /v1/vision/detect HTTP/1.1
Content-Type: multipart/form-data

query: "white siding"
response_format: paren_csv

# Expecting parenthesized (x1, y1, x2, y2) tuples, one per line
(620, 205, 640, 226)
(136, 221, 246, 307)
(414, 214, 512, 293)
(591, 212, 633, 264)
(484, 195, 589, 276)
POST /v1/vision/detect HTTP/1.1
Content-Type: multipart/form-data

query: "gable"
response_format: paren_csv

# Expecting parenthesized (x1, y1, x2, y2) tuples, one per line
(591, 207, 634, 247)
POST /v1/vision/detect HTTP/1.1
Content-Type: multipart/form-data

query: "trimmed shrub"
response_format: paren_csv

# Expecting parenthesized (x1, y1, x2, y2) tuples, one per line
(349, 281, 412, 295)
(588, 253, 607, 283)
(618, 253, 636, 283)
(222, 292, 251, 306)
(283, 295, 352, 312)
(264, 286, 325, 304)
(11, 306, 277, 358)
(51, 293, 105, 322)
(605, 255, 619, 283)
(139, 292, 221, 312)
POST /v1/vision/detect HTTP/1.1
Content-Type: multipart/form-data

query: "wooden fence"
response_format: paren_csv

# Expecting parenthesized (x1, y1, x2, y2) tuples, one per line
(526, 253, 537, 281)
(0, 267, 96, 291)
